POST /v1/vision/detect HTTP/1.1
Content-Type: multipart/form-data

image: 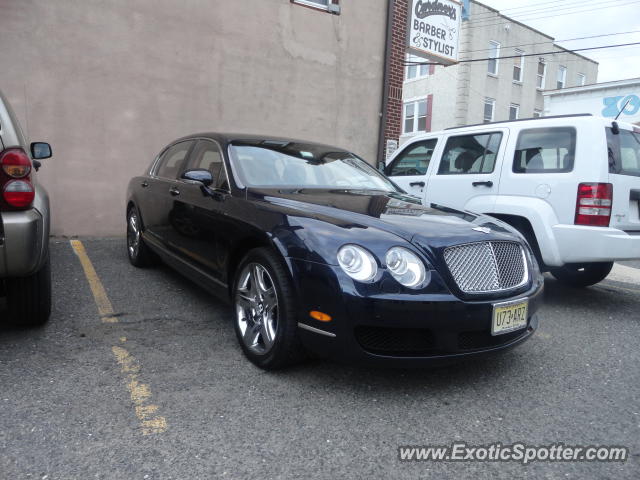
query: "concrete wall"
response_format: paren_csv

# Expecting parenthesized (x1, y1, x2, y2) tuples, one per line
(0, 0, 387, 236)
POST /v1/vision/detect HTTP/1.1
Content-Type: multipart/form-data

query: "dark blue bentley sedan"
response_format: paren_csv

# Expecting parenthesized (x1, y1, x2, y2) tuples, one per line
(126, 134, 543, 369)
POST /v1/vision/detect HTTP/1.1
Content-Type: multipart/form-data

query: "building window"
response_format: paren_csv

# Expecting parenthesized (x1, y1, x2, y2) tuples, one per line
(488, 41, 500, 75)
(557, 66, 567, 89)
(403, 99, 429, 134)
(577, 73, 586, 86)
(484, 98, 495, 123)
(533, 109, 542, 118)
(509, 104, 520, 121)
(405, 54, 430, 81)
(291, 0, 340, 13)
(536, 60, 546, 89)
(513, 49, 524, 82)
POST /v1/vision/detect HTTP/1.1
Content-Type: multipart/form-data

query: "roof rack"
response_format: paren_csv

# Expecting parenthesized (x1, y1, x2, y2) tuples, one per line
(444, 113, 593, 130)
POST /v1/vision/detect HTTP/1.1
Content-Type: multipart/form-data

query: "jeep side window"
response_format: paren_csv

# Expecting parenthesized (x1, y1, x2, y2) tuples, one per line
(607, 127, 640, 177)
(513, 127, 576, 174)
(385, 139, 437, 176)
(437, 133, 502, 175)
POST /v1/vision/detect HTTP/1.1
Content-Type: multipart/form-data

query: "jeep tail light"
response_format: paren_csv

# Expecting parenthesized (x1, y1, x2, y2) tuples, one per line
(3, 180, 35, 208)
(1, 148, 31, 178)
(575, 183, 612, 227)
(0, 148, 35, 209)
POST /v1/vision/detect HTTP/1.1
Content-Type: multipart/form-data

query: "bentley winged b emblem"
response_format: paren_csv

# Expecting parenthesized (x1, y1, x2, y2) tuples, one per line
(472, 226, 492, 234)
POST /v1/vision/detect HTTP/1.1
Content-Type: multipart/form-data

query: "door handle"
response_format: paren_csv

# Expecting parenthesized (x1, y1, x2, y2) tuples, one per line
(141, 181, 149, 188)
(409, 181, 426, 187)
(472, 181, 494, 187)
(169, 187, 180, 196)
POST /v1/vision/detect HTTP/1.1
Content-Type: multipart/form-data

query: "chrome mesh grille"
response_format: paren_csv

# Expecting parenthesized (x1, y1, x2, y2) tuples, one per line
(443, 241, 528, 294)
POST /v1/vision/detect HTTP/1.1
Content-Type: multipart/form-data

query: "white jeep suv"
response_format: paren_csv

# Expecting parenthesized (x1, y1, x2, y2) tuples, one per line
(385, 114, 640, 287)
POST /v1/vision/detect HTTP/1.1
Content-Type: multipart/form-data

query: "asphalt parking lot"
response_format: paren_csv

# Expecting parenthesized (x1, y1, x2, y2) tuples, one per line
(1, 238, 639, 479)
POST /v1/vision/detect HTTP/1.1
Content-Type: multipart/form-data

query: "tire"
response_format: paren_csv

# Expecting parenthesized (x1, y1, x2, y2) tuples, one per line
(6, 256, 52, 326)
(550, 262, 614, 287)
(127, 206, 158, 267)
(232, 248, 306, 370)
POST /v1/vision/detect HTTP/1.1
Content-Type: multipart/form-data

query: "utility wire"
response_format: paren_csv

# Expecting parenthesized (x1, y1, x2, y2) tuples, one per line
(404, 42, 640, 66)
(460, 0, 640, 30)
(459, 30, 640, 55)
(467, 0, 618, 21)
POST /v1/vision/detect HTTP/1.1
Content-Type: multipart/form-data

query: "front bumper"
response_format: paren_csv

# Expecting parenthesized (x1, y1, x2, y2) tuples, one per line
(553, 224, 640, 264)
(288, 258, 544, 367)
(0, 209, 46, 277)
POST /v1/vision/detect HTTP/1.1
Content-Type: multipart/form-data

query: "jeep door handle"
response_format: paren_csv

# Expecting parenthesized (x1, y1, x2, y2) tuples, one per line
(472, 181, 494, 187)
(409, 181, 425, 187)
(169, 187, 180, 196)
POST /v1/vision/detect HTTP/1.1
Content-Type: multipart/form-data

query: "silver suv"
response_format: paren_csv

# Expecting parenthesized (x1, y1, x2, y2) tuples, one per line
(0, 89, 52, 325)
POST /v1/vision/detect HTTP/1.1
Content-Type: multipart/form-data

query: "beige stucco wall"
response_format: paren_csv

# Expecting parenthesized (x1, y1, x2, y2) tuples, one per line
(0, 0, 387, 236)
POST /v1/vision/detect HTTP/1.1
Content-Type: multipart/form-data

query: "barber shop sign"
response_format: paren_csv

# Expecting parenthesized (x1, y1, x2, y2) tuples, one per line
(408, 0, 462, 65)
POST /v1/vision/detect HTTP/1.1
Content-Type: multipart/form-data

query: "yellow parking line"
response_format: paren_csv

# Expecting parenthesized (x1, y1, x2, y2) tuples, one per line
(70, 239, 118, 323)
(70, 239, 167, 435)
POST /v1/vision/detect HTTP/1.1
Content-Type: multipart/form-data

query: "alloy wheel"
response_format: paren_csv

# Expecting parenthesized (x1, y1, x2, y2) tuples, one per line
(127, 210, 140, 259)
(235, 262, 279, 355)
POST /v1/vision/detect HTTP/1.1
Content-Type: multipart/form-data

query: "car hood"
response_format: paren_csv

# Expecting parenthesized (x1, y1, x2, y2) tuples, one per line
(248, 188, 521, 250)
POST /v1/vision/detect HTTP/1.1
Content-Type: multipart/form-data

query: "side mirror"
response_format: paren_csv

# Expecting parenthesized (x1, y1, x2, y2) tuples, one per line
(181, 169, 213, 186)
(31, 142, 52, 160)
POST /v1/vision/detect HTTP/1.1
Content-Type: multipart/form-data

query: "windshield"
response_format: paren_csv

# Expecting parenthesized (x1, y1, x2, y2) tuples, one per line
(229, 141, 399, 192)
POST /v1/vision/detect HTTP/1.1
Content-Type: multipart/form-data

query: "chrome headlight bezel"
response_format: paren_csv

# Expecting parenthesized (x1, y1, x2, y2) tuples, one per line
(385, 246, 430, 289)
(337, 244, 378, 283)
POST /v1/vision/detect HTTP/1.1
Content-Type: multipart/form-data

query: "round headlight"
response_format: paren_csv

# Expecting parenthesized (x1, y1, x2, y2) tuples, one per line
(337, 244, 378, 282)
(385, 247, 429, 289)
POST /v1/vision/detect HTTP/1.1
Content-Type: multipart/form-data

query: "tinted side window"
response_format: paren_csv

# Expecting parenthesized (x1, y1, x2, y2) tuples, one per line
(437, 133, 502, 175)
(385, 139, 437, 176)
(513, 127, 576, 174)
(155, 141, 194, 179)
(607, 128, 640, 177)
(188, 140, 229, 189)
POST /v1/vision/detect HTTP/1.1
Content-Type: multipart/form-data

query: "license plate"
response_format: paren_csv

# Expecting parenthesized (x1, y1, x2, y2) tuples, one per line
(492, 299, 528, 336)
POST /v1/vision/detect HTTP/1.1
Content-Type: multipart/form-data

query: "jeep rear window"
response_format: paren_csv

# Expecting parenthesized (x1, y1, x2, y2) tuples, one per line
(513, 127, 576, 174)
(607, 127, 640, 177)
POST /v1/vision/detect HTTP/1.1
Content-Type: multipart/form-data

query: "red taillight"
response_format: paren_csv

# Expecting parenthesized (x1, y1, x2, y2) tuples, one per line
(3, 180, 35, 208)
(0, 148, 31, 178)
(0, 148, 35, 209)
(575, 183, 613, 227)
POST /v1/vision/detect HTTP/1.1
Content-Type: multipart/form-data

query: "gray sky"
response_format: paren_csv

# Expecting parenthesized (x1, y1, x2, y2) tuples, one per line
(472, 0, 640, 82)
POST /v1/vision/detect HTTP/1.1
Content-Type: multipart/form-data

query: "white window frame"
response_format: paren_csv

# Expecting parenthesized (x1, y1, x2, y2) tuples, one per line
(291, 0, 339, 13)
(577, 73, 586, 86)
(513, 49, 524, 83)
(484, 98, 496, 123)
(509, 104, 520, 121)
(405, 54, 430, 82)
(536, 60, 546, 90)
(557, 65, 567, 89)
(488, 41, 500, 76)
(402, 97, 429, 135)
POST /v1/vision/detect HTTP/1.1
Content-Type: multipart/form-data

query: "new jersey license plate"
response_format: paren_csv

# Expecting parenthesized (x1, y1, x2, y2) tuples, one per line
(492, 299, 528, 336)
